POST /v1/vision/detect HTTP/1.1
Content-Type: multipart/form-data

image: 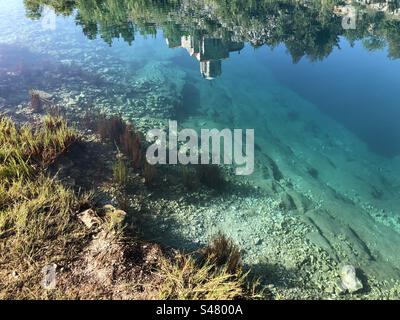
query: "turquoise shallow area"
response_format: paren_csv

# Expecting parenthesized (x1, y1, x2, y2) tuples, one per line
(1, 0, 400, 290)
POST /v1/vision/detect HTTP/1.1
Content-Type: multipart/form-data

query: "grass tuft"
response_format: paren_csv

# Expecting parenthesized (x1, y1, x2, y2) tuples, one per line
(156, 253, 247, 300)
(202, 233, 242, 274)
(0, 115, 78, 182)
(0, 115, 86, 299)
(156, 234, 261, 300)
(0, 176, 85, 260)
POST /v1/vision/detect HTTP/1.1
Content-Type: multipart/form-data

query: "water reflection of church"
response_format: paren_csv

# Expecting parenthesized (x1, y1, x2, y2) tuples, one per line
(166, 35, 244, 79)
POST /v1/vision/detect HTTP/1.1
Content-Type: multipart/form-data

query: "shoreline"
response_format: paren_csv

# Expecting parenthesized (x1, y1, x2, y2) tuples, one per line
(1, 99, 399, 299)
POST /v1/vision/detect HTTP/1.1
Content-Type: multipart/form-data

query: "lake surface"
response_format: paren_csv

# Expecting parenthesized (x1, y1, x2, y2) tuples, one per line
(1, 0, 400, 292)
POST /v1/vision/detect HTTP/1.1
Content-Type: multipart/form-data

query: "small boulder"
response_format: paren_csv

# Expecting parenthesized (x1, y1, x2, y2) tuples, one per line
(107, 209, 127, 227)
(103, 204, 116, 213)
(103, 205, 127, 227)
(340, 265, 363, 293)
(41, 264, 57, 290)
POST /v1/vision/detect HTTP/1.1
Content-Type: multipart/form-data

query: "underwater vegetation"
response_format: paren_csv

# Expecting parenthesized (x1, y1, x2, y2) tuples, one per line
(180, 164, 225, 191)
(202, 233, 242, 274)
(95, 115, 238, 190)
(29, 90, 55, 113)
(97, 115, 126, 143)
(96, 115, 144, 171)
(196, 164, 225, 189)
(113, 157, 129, 188)
(120, 123, 143, 171)
(181, 166, 198, 191)
(96, 115, 229, 191)
(143, 161, 157, 186)
(96, 115, 160, 188)
(29, 90, 42, 112)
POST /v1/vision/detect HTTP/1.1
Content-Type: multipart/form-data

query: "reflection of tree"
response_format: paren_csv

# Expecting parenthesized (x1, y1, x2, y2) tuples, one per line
(75, 0, 135, 45)
(24, 0, 76, 18)
(23, 0, 400, 61)
(382, 20, 400, 58)
(268, 2, 342, 63)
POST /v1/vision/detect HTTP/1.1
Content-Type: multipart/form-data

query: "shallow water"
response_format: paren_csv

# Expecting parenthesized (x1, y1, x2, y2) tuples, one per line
(1, 0, 400, 289)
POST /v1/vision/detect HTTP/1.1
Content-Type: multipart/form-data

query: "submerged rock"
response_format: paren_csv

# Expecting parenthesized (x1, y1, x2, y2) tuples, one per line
(339, 265, 363, 293)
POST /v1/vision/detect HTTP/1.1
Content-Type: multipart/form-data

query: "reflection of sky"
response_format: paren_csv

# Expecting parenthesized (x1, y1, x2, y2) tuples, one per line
(266, 38, 400, 157)
(1, 0, 400, 157)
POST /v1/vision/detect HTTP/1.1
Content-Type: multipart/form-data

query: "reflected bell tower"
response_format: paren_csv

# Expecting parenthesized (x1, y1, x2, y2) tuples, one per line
(167, 34, 244, 80)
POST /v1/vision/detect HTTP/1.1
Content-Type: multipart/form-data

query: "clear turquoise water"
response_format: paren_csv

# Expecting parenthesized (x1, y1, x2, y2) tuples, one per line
(1, 0, 400, 284)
